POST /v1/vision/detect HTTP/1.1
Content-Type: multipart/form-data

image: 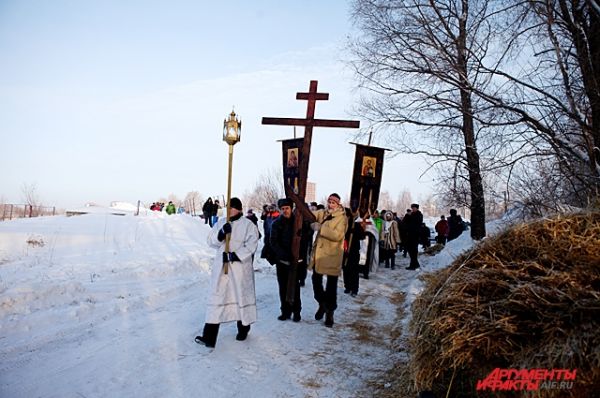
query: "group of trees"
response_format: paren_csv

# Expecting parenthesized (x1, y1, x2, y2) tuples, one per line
(348, 0, 600, 239)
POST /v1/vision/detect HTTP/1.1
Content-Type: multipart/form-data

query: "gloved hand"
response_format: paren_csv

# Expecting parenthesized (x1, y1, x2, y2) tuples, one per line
(222, 222, 232, 234)
(310, 222, 321, 232)
(222, 252, 241, 263)
(218, 222, 232, 241)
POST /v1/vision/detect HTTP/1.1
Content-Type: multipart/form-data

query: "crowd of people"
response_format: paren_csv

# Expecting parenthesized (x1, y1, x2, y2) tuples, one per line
(149, 200, 183, 215)
(194, 194, 467, 349)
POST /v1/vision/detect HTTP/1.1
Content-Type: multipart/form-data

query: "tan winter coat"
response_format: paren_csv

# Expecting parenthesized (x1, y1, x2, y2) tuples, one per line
(309, 207, 348, 276)
(383, 219, 400, 250)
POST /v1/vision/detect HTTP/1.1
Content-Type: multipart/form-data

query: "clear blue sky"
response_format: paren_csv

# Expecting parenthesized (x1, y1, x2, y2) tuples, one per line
(0, 0, 432, 209)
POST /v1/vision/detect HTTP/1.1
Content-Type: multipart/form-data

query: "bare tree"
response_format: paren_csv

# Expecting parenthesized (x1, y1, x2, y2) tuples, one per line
(418, 194, 439, 218)
(243, 168, 284, 211)
(184, 191, 203, 216)
(21, 183, 41, 216)
(396, 189, 414, 213)
(21, 183, 40, 207)
(378, 190, 396, 211)
(348, 0, 510, 239)
(467, 0, 600, 206)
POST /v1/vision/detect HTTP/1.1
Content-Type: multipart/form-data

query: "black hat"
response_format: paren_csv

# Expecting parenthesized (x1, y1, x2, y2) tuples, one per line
(229, 197, 243, 211)
(277, 198, 293, 208)
(411, 203, 420, 209)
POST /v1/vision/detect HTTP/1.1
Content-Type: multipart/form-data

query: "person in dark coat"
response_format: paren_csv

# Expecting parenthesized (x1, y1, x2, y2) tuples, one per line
(269, 198, 304, 322)
(405, 203, 423, 270)
(260, 204, 279, 264)
(419, 223, 431, 249)
(447, 209, 465, 241)
(399, 209, 411, 257)
(202, 198, 213, 225)
(343, 212, 367, 296)
(211, 200, 221, 226)
(246, 209, 259, 226)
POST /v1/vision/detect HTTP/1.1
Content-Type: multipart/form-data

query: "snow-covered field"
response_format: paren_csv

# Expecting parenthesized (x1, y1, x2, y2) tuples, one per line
(0, 208, 476, 398)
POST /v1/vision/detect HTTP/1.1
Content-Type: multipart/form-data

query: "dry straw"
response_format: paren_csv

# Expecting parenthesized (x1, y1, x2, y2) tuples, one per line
(408, 211, 600, 397)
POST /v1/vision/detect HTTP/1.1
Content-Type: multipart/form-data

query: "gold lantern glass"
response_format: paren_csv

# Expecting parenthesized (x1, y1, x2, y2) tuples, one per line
(223, 110, 241, 145)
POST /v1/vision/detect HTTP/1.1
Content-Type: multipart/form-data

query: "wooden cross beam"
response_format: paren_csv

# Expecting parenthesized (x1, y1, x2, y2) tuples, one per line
(262, 80, 360, 203)
(262, 80, 360, 304)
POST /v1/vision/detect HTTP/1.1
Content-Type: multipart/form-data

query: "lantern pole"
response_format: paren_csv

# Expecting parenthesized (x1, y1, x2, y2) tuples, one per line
(222, 109, 241, 274)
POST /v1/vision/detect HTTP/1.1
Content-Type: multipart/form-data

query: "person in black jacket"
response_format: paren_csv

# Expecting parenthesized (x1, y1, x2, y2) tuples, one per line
(202, 198, 213, 225)
(269, 198, 303, 322)
(343, 212, 367, 297)
(405, 203, 423, 270)
(447, 208, 465, 241)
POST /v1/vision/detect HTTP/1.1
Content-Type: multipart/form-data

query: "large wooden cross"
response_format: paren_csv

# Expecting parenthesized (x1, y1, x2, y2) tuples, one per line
(262, 80, 360, 304)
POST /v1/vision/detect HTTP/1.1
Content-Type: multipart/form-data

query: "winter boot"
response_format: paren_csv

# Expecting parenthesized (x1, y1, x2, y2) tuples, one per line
(292, 312, 301, 322)
(324, 311, 334, 328)
(315, 305, 325, 321)
(277, 312, 291, 321)
(236, 321, 251, 341)
(195, 323, 220, 348)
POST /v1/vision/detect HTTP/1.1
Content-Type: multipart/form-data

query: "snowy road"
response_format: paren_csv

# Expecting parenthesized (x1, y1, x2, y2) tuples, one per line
(0, 212, 465, 397)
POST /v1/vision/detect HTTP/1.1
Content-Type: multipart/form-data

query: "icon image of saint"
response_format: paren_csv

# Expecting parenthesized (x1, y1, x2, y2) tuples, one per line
(361, 156, 376, 177)
(287, 148, 299, 168)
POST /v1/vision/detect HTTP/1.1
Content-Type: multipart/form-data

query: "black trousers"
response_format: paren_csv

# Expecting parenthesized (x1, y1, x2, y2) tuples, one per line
(343, 262, 360, 294)
(407, 240, 420, 268)
(384, 249, 396, 268)
(312, 271, 338, 312)
(276, 263, 301, 315)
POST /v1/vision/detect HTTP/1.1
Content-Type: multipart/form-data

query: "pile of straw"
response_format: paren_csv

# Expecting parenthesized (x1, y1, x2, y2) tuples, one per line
(409, 212, 600, 397)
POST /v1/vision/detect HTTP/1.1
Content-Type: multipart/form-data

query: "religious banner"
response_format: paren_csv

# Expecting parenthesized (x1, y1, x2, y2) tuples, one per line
(349, 143, 386, 217)
(281, 138, 303, 197)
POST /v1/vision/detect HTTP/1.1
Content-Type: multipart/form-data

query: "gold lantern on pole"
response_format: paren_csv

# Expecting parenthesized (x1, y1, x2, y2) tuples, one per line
(222, 109, 241, 274)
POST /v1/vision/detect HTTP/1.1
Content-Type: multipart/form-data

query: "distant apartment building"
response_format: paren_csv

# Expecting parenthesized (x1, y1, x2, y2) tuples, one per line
(306, 182, 316, 203)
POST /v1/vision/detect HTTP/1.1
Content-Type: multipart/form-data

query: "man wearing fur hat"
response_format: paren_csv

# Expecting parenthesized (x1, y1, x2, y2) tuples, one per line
(270, 197, 304, 322)
(195, 197, 260, 348)
(309, 193, 348, 327)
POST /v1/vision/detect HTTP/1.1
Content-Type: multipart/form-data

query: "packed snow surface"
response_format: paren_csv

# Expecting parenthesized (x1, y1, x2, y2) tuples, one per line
(0, 210, 477, 397)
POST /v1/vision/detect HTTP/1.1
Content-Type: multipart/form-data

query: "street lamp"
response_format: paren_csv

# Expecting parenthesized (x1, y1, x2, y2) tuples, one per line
(222, 109, 241, 274)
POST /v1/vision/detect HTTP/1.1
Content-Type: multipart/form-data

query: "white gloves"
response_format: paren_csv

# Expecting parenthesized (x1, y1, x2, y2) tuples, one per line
(310, 222, 322, 232)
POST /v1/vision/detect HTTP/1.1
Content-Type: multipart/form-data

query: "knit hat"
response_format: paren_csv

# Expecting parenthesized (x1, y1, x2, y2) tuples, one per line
(328, 193, 341, 205)
(277, 198, 293, 209)
(229, 197, 243, 211)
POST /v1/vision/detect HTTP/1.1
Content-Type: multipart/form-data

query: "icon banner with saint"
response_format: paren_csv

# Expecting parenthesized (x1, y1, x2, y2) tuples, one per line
(349, 144, 386, 217)
(281, 138, 303, 196)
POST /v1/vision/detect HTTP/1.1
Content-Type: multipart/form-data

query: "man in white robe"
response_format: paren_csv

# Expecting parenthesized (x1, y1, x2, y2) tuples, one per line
(195, 197, 259, 348)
